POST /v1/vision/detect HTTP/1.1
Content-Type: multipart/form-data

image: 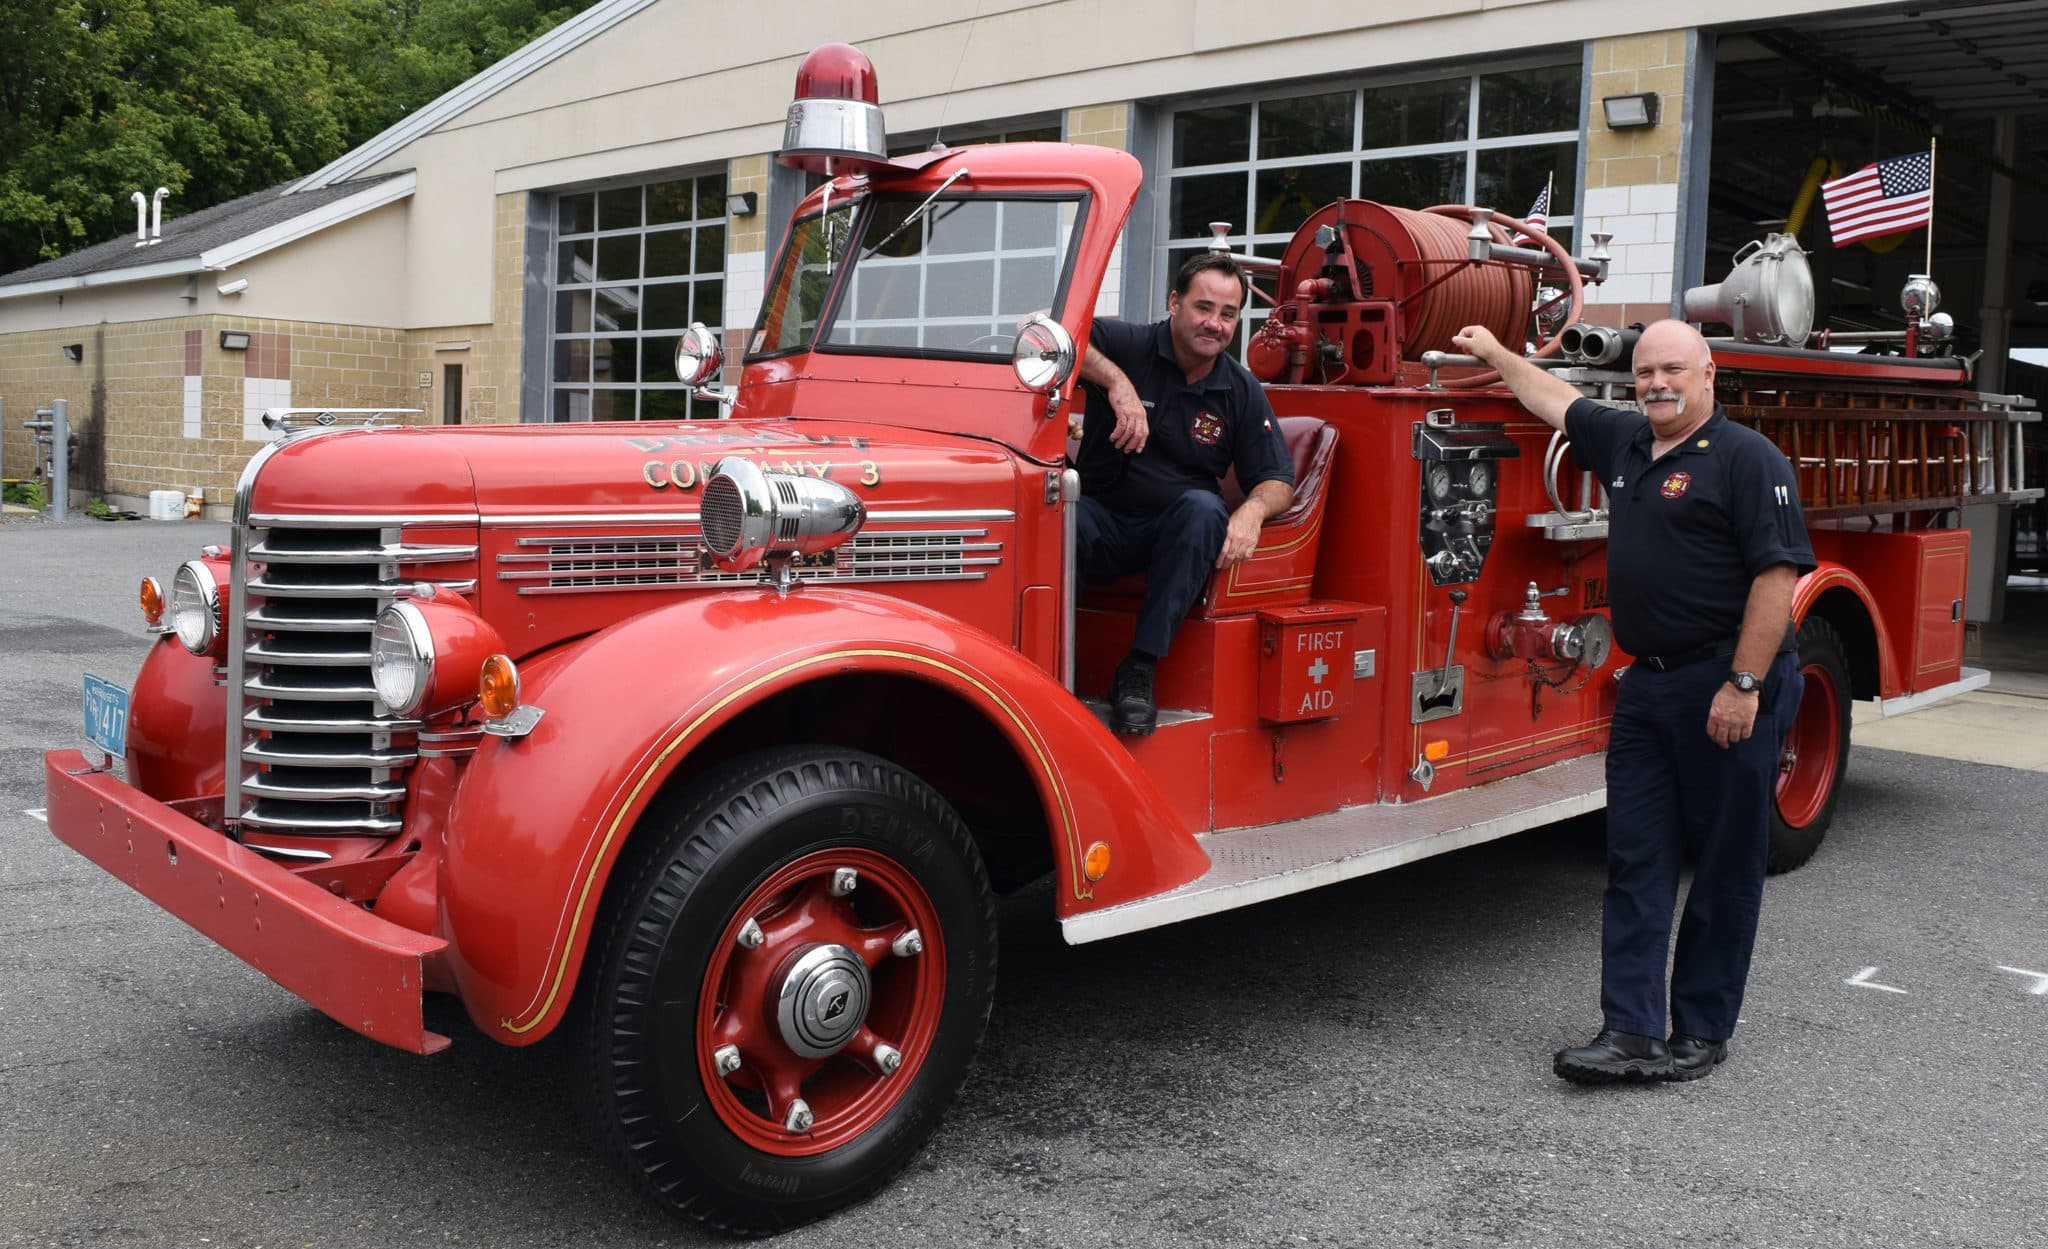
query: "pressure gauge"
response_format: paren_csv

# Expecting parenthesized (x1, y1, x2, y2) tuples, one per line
(1466, 462, 1493, 496)
(1426, 464, 1454, 501)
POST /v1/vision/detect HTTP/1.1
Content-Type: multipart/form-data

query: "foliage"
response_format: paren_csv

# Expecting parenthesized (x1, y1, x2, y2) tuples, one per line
(0, 1, 601, 276)
(87, 495, 111, 517)
(3, 478, 47, 510)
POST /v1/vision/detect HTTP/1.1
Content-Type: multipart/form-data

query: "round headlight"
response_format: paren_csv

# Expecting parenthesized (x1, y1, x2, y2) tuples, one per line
(168, 561, 220, 654)
(370, 601, 435, 716)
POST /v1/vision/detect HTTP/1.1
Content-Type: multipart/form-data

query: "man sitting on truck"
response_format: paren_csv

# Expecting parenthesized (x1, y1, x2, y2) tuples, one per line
(1452, 317, 1813, 1085)
(1075, 254, 1296, 735)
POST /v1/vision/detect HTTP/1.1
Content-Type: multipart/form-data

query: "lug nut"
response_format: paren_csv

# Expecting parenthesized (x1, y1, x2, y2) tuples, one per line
(783, 1099, 814, 1133)
(890, 928, 924, 957)
(713, 1044, 742, 1076)
(872, 1043, 903, 1075)
(830, 868, 858, 896)
(737, 918, 764, 949)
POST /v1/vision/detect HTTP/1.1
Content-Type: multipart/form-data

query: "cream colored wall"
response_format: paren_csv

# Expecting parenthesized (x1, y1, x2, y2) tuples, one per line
(0, 203, 411, 335)
(359, 0, 1898, 330)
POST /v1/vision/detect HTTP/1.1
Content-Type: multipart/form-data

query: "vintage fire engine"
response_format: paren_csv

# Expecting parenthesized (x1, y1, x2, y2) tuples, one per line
(45, 44, 2040, 1233)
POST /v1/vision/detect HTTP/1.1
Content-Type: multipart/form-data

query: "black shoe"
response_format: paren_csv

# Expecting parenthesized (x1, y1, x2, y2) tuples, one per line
(1108, 656, 1158, 736)
(1553, 1029, 1673, 1084)
(1666, 1034, 1729, 1082)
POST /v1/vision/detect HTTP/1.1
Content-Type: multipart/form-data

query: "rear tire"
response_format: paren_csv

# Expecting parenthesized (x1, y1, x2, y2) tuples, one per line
(1768, 616, 1852, 874)
(585, 747, 996, 1234)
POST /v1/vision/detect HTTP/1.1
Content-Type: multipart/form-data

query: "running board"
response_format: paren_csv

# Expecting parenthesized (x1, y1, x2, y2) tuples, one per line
(1878, 666, 1989, 717)
(1061, 754, 1606, 944)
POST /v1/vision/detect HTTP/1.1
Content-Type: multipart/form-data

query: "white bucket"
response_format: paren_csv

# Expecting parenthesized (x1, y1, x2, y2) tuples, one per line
(148, 489, 185, 520)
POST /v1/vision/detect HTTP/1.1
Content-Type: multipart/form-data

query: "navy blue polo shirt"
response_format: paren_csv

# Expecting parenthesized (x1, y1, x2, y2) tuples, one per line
(1565, 398, 1815, 658)
(1076, 317, 1292, 514)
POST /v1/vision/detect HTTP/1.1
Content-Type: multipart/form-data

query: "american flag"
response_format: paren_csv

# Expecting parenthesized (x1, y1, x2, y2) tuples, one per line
(1512, 182, 1550, 247)
(1821, 152, 1933, 247)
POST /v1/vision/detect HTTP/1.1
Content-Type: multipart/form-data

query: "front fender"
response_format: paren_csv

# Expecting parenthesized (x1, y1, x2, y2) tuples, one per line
(1794, 559, 1901, 695)
(438, 587, 1204, 1045)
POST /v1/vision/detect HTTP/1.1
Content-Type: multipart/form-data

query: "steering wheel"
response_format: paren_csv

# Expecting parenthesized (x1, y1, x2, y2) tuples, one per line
(966, 333, 1017, 353)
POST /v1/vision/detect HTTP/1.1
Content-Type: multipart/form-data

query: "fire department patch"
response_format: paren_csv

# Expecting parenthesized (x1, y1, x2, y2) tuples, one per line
(1660, 471, 1692, 498)
(1190, 410, 1224, 446)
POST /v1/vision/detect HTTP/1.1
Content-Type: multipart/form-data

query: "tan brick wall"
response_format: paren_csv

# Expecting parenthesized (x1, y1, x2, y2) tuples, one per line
(727, 155, 772, 257)
(1584, 31, 1687, 190)
(1065, 103, 1131, 152)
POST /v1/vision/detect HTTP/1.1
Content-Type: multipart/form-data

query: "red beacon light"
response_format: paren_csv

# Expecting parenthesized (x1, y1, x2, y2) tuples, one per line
(779, 43, 888, 174)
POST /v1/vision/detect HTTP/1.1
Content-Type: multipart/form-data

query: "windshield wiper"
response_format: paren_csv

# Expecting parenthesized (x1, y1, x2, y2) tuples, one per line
(860, 168, 970, 260)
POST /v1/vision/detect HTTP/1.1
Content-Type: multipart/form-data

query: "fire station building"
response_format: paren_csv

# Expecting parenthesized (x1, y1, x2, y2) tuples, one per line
(0, 0, 2041, 523)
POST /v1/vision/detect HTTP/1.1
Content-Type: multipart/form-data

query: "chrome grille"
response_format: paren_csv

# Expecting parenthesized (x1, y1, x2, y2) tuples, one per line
(497, 528, 1004, 594)
(229, 520, 479, 839)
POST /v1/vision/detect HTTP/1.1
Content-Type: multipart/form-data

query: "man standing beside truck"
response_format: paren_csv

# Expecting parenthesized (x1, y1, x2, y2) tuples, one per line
(1451, 318, 1814, 1084)
(1076, 254, 1295, 735)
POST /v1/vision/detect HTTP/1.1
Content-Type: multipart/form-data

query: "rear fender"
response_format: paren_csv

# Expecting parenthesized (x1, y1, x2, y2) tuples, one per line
(438, 587, 1203, 1044)
(1793, 561, 1900, 698)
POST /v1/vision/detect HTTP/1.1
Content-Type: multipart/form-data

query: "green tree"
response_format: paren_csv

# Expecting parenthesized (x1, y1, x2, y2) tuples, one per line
(0, 1, 597, 276)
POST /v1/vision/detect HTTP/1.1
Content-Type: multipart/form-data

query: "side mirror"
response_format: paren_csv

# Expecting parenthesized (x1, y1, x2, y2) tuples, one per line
(674, 322, 724, 389)
(1011, 314, 1076, 393)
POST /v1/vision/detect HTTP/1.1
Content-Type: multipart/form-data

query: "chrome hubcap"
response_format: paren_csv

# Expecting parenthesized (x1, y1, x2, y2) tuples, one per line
(776, 943, 870, 1058)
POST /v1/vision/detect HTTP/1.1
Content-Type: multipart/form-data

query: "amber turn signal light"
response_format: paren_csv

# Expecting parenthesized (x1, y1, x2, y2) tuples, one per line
(478, 654, 521, 720)
(1083, 841, 1111, 882)
(139, 576, 165, 626)
(1423, 739, 1450, 762)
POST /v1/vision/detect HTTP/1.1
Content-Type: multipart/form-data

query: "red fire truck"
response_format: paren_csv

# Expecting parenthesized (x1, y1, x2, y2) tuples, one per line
(45, 44, 2040, 1234)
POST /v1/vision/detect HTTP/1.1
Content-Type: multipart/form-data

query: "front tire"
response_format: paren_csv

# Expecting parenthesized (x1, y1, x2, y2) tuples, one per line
(1768, 616, 1852, 873)
(586, 747, 996, 1234)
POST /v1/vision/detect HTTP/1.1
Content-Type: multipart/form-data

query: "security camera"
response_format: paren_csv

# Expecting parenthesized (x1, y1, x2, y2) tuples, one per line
(216, 278, 249, 296)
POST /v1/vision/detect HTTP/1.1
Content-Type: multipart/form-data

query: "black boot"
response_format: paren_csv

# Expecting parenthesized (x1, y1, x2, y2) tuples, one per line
(1108, 655, 1158, 736)
(1553, 1028, 1672, 1084)
(1666, 1034, 1729, 1082)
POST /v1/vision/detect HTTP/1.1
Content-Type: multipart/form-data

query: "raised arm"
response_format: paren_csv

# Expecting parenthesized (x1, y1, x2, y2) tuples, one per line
(1078, 347, 1149, 453)
(1450, 324, 1583, 431)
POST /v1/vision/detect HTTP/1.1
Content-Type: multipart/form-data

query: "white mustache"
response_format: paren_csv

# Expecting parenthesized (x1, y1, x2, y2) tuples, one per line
(1644, 390, 1687, 415)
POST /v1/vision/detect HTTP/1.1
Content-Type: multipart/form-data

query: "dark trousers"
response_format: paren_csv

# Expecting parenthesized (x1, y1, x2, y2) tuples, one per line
(1601, 648, 1803, 1041)
(1076, 490, 1229, 659)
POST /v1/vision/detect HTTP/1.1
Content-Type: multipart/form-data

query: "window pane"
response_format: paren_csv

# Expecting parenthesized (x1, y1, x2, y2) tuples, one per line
(643, 337, 682, 384)
(692, 280, 724, 324)
(927, 258, 996, 319)
(647, 180, 697, 226)
(999, 255, 1056, 317)
(593, 336, 638, 383)
(597, 235, 639, 283)
(1358, 153, 1464, 210)
(589, 389, 633, 421)
(695, 173, 729, 221)
(556, 238, 594, 283)
(555, 290, 592, 334)
(1001, 200, 1059, 250)
(1479, 65, 1580, 138)
(928, 202, 997, 256)
(1173, 103, 1250, 166)
(1360, 79, 1469, 149)
(598, 186, 642, 231)
(1006, 124, 1061, 143)
(558, 193, 594, 234)
(646, 228, 694, 278)
(644, 282, 692, 329)
(695, 223, 726, 273)
(1259, 91, 1353, 160)
(1476, 142, 1577, 217)
(553, 339, 590, 383)
(553, 388, 591, 421)
(640, 388, 694, 422)
(1256, 163, 1351, 235)
(1170, 171, 1248, 239)
(593, 285, 639, 333)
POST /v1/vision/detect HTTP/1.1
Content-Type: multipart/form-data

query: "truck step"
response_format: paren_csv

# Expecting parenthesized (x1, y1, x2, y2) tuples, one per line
(1060, 753, 1605, 943)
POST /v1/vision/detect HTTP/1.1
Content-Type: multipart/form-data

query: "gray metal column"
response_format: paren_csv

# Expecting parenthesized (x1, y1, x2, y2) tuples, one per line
(1963, 112, 2020, 624)
(48, 398, 68, 521)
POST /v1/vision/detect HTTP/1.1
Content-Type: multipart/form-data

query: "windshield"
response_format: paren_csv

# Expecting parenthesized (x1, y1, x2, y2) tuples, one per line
(749, 193, 1084, 362)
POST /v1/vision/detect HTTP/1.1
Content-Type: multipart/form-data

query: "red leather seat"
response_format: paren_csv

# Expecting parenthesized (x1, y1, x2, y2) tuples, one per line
(1081, 415, 1338, 618)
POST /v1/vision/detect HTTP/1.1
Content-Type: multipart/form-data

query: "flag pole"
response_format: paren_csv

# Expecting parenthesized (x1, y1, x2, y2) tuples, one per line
(1924, 136, 1938, 275)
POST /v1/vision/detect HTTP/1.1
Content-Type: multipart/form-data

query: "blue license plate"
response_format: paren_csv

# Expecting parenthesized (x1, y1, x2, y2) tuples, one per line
(83, 674, 130, 759)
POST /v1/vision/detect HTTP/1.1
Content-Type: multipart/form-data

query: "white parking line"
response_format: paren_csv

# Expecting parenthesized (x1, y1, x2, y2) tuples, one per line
(1846, 966, 1908, 994)
(1995, 965, 2048, 995)
(23, 808, 47, 823)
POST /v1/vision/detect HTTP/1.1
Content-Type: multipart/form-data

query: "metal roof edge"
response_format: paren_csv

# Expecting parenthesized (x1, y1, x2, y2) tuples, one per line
(0, 256, 207, 302)
(202, 172, 418, 269)
(284, 0, 664, 194)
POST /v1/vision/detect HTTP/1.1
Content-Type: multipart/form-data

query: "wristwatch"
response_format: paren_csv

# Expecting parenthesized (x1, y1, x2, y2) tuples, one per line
(1725, 670, 1762, 694)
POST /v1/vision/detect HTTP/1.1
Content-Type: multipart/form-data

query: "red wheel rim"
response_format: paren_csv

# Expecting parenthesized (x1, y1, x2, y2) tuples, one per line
(1775, 660, 1841, 828)
(696, 847, 946, 1156)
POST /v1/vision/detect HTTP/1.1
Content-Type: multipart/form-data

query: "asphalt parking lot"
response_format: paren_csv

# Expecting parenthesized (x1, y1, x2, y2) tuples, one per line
(3, 517, 2044, 1249)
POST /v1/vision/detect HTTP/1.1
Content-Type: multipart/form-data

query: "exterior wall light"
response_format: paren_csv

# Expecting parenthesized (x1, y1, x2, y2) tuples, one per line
(61, 343, 83, 362)
(725, 191, 759, 217)
(1601, 92, 1660, 129)
(219, 330, 251, 351)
